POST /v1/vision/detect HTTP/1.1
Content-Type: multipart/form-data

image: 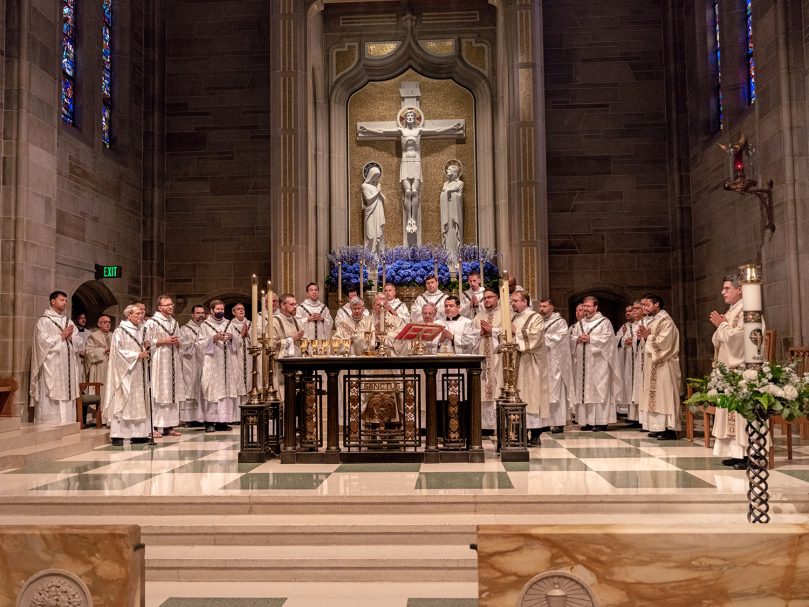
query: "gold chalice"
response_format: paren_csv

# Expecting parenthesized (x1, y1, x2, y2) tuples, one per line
(330, 337, 341, 356)
(300, 337, 310, 357)
(343, 338, 352, 356)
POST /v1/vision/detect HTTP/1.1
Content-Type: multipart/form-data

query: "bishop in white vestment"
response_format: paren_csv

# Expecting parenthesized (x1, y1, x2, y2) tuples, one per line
(30, 291, 81, 424)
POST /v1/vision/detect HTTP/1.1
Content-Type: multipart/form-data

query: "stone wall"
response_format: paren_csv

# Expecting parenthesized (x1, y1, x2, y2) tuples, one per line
(163, 0, 271, 316)
(683, 0, 809, 370)
(543, 0, 675, 329)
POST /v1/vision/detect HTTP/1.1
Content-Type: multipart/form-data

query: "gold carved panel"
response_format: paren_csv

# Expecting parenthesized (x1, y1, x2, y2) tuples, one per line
(419, 39, 456, 57)
(348, 69, 477, 248)
(365, 41, 401, 58)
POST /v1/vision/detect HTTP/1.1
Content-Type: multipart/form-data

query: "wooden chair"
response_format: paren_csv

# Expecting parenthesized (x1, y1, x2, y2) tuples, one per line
(767, 346, 809, 468)
(683, 385, 715, 448)
(0, 376, 19, 417)
(75, 382, 103, 429)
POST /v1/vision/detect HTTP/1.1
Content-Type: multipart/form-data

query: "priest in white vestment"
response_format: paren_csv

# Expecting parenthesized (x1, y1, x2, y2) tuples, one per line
(411, 275, 448, 323)
(273, 294, 305, 400)
(709, 274, 758, 468)
(538, 298, 573, 433)
(179, 305, 206, 426)
(570, 296, 620, 431)
(297, 282, 333, 340)
(230, 302, 252, 421)
(106, 304, 152, 445)
(334, 298, 375, 355)
(383, 283, 411, 325)
(637, 294, 681, 439)
(84, 315, 112, 424)
(474, 289, 503, 430)
(621, 301, 645, 428)
(199, 299, 242, 432)
(30, 290, 81, 424)
(510, 291, 549, 446)
(335, 289, 369, 326)
(144, 295, 187, 437)
(460, 271, 485, 320)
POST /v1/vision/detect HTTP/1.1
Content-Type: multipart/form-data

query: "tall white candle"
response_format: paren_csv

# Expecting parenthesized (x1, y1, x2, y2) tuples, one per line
(360, 260, 365, 300)
(382, 262, 386, 287)
(251, 275, 258, 345)
(500, 271, 512, 343)
(260, 289, 266, 338)
(434, 259, 439, 280)
(267, 281, 274, 346)
(337, 262, 342, 304)
(740, 264, 764, 365)
(479, 258, 484, 283)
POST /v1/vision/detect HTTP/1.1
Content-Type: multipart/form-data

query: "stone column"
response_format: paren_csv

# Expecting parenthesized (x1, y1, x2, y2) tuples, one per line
(500, 0, 548, 299)
(270, 0, 310, 295)
(0, 0, 60, 416)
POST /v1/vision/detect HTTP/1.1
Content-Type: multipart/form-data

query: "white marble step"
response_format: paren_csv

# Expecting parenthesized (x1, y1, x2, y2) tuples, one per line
(0, 422, 80, 452)
(145, 543, 478, 582)
(0, 417, 21, 434)
(0, 426, 108, 471)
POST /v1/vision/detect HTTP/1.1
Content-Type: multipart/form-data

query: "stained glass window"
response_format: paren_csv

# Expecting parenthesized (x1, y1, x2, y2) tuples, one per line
(713, 0, 723, 130)
(746, 0, 756, 104)
(61, 0, 76, 124)
(101, 0, 112, 147)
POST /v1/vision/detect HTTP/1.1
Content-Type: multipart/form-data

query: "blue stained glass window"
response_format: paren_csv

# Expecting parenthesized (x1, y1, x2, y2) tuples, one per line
(101, 0, 112, 147)
(713, 0, 723, 130)
(746, 0, 756, 104)
(61, 0, 76, 124)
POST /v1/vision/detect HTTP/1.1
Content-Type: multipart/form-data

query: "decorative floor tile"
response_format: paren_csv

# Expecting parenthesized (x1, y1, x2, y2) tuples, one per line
(502, 458, 590, 472)
(659, 457, 732, 471)
(565, 447, 652, 459)
(6, 461, 108, 475)
(597, 470, 715, 489)
(415, 472, 513, 490)
(130, 449, 219, 461)
(169, 460, 263, 474)
(334, 463, 422, 473)
(32, 473, 157, 491)
(184, 434, 243, 442)
(222, 473, 330, 491)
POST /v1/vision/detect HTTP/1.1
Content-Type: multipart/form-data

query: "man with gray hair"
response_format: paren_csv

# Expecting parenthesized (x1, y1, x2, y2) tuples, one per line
(335, 296, 374, 355)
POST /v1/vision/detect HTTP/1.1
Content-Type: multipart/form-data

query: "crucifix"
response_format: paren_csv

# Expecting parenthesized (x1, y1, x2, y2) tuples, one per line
(357, 81, 465, 246)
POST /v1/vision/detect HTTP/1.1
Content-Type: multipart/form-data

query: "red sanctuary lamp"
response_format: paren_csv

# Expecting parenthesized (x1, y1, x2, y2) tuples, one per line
(719, 134, 775, 235)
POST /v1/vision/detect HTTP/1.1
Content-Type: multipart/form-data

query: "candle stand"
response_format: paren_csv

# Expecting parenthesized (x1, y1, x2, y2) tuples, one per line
(496, 342, 528, 462)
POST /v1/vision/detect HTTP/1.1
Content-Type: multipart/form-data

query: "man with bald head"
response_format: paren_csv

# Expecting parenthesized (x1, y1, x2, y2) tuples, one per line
(85, 314, 113, 425)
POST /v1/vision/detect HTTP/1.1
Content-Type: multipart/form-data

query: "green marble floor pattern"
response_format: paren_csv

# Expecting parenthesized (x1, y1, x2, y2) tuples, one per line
(5, 426, 809, 495)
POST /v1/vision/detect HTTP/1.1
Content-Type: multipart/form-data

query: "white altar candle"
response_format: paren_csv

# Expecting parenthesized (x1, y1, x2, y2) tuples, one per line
(457, 261, 463, 293)
(337, 262, 342, 304)
(260, 289, 266, 338)
(267, 280, 274, 345)
(500, 271, 512, 343)
(360, 260, 365, 300)
(251, 275, 258, 345)
(740, 264, 764, 366)
(434, 259, 439, 280)
(479, 258, 484, 283)
(382, 262, 386, 287)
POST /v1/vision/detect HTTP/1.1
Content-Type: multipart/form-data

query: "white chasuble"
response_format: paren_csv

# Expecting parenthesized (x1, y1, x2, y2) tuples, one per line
(200, 318, 242, 403)
(105, 321, 150, 438)
(543, 312, 573, 426)
(85, 330, 112, 422)
(30, 308, 81, 424)
(512, 309, 550, 423)
(411, 290, 448, 323)
(639, 310, 681, 432)
(570, 313, 620, 426)
(296, 299, 333, 340)
(179, 320, 205, 423)
(145, 313, 187, 407)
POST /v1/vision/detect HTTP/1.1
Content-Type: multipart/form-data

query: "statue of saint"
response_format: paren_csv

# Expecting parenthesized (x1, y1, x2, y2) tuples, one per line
(361, 163, 385, 256)
(440, 160, 464, 262)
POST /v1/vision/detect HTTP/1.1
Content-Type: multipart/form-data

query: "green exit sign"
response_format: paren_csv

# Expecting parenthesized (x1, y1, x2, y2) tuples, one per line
(95, 264, 123, 279)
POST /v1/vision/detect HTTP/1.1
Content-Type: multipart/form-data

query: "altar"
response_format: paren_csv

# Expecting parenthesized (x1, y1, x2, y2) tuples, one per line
(279, 355, 484, 464)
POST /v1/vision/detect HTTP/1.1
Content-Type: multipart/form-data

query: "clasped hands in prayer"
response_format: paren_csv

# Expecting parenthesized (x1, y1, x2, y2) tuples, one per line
(157, 335, 180, 347)
(708, 310, 727, 328)
(213, 332, 232, 343)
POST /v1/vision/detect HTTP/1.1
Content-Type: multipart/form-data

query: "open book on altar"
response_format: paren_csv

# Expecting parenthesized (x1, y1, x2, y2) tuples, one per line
(395, 323, 444, 342)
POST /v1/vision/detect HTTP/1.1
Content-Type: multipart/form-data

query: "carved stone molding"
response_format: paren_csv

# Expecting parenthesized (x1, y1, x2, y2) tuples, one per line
(16, 569, 93, 607)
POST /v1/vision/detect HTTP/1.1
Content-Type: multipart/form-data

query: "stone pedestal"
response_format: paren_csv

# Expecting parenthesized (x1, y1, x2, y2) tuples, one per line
(0, 525, 145, 607)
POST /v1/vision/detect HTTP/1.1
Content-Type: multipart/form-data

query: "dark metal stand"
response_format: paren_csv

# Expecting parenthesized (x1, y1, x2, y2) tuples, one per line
(746, 408, 770, 524)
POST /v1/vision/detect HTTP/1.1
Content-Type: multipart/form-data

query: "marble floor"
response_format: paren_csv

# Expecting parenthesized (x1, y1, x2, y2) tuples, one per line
(2, 425, 809, 498)
(4, 424, 809, 606)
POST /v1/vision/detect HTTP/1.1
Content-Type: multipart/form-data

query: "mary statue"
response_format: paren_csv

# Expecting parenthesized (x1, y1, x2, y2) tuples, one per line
(361, 162, 385, 256)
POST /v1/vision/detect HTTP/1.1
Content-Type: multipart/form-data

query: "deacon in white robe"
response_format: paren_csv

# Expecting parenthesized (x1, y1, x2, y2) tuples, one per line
(538, 298, 573, 432)
(297, 282, 333, 340)
(84, 315, 113, 424)
(199, 299, 242, 431)
(637, 295, 681, 438)
(438, 296, 479, 354)
(510, 292, 549, 445)
(460, 271, 485, 320)
(411, 275, 448, 323)
(73, 313, 90, 375)
(709, 275, 755, 464)
(383, 283, 411, 325)
(145, 296, 187, 436)
(105, 304, 152, 444)
(29, 291, 81, 424)
(474, 289, 503, 430)
(570, 296, 620, 430)
(179, 305, 206, 425)
(230, 303, 252, 421)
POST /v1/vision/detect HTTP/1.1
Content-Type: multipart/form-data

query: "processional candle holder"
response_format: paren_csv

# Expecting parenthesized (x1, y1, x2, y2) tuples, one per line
(247, 346, 263, 405)
(497, 342, 522, 403)
(495, 341, 528, 461)
(258, 335, 281, 403)
(740, 263, 770, 524)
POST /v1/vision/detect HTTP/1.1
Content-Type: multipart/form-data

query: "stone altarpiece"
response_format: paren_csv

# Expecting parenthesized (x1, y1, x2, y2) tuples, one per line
(269, 0, 548, 299)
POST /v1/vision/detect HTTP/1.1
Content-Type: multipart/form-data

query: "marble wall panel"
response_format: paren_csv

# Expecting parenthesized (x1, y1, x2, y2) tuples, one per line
(478, 524, 809, 607)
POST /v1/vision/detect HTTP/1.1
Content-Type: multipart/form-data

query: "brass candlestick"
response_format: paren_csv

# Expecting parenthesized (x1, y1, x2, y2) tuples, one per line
(498, 341, 522, 402)
(363, 330, 375, 356)
(248, 345, 263, 405)
(258, 335, 280, 402)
